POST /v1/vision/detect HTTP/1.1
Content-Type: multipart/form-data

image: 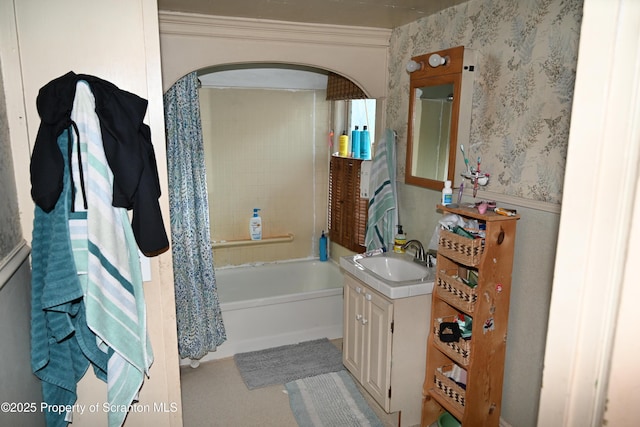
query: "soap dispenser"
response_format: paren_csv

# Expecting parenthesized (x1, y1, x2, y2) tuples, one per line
(393, 225, 407, 253)
(249, 208, 262, 240)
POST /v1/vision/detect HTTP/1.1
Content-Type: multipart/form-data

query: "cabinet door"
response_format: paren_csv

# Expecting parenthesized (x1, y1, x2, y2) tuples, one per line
(343, 278, 364, 378)
(362, 289, 393, 411)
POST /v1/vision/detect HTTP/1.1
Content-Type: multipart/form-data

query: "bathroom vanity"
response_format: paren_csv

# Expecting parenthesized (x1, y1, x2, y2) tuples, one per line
(340, 253, 435, 427)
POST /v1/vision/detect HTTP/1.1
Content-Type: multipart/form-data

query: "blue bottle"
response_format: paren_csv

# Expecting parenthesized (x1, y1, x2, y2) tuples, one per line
(360, 125, 371, 160)
(319, 230, 328, 261)
(351, 126, 361, 159)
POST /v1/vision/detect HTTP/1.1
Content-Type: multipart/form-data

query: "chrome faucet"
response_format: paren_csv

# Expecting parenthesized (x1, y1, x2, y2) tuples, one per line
(401, 240, 427, 265)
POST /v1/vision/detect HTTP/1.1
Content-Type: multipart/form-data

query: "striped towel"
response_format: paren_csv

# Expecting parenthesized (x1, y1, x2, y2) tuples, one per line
(71, 81, 153, 427)
(365, 129, 398, 251)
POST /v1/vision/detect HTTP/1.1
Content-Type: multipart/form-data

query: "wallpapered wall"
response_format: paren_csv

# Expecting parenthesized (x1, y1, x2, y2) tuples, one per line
(0, 62, 23, 262)
(388, 0, 583, 204)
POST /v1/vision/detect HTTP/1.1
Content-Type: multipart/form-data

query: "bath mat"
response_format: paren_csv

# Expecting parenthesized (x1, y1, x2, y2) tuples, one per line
(285, 370, 384, 427)
(234, 338, 343, 389)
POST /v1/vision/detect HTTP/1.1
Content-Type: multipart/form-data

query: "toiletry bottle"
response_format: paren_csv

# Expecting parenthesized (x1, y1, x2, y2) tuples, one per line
(339, 130, 349, 157)
(360, 125, 371, 160)
(442, 180, 453, 206)
(393, 225, 407, 253)
(351, 126, 361, 159)
(249, 208, 262, 240)
(319, 230, 328, 261)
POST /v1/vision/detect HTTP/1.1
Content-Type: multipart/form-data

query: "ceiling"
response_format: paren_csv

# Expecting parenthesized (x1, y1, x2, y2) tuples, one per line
(157, 0, 468, 29)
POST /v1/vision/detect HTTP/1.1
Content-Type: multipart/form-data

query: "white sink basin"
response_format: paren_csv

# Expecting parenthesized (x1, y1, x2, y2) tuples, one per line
(357, 255, 430, 282)
(339, 252, 435, 299)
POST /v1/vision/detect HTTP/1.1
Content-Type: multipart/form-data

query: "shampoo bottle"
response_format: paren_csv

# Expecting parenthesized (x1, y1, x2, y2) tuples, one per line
(319, 230, 328, 261)
(393, 225, 407, 253)
(351, 126, 361, 159)
(339, 130, 349, 157)
(360, 125, 371, 160)
(442, 180, 453, 206)
(249, 208, 262, 240)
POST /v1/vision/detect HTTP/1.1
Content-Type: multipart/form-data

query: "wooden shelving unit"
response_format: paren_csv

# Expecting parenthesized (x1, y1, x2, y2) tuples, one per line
(421, 204, 520, 427)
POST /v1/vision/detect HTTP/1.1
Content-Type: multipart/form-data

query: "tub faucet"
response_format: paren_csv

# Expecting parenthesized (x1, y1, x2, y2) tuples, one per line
(401, 240, 428, 266)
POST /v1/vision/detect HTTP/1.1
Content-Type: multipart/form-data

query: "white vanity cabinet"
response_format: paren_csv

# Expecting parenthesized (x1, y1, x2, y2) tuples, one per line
(342, 273, 431, 427)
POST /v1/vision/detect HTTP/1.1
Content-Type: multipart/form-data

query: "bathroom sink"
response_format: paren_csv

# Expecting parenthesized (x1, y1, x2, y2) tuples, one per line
(339, 252, 435, 299)
(356, 255, 430, 282)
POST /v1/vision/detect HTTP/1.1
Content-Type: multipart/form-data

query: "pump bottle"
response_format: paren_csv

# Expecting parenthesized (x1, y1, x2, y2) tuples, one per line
(393, 225, 407, 253)
(249, 208, 262, 240)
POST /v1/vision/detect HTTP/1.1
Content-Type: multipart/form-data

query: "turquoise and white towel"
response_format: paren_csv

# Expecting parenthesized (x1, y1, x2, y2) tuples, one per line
(365, 129, 398, 251)
(71, 81, 153, 427)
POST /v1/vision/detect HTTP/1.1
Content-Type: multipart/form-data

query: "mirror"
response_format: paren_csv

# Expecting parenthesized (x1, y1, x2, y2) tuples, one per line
(405, 46, 475, 190)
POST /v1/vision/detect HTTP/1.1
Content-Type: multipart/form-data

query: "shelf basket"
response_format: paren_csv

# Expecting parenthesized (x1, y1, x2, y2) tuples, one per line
(434, 316, 471, 366)
(435, 268, 478, 313)
(438, 229, 484, 266)
(433, 365, 466, 413)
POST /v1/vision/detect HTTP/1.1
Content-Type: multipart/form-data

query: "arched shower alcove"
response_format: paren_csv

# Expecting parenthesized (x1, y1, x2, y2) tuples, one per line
(159, 11, 390, 261)
(159, 11, 391, 364)
(193, 60, 376, 264)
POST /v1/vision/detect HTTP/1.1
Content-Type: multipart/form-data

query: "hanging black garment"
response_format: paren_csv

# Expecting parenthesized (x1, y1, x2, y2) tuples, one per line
(30, 71, 169, 256)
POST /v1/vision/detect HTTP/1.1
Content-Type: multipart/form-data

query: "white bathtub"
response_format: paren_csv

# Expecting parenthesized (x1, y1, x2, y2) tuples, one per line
(187, 259, 344, 364)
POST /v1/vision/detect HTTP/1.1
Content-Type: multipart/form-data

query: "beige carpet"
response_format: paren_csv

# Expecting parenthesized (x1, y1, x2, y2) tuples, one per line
(180, 340, 401, 427)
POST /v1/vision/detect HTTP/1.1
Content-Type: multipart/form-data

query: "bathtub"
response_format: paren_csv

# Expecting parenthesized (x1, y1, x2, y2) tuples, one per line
(186, 259, 344, 364)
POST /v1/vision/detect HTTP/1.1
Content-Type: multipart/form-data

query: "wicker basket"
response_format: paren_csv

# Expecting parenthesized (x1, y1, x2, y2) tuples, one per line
(433, 365, 466, 413)
(434, 316, 471, 366)
(438, 229, 484, 266)
(435, 269, 478, 313)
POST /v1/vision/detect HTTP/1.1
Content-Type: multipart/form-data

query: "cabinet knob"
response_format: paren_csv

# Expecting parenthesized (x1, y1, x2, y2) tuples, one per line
(356, 314, 362, 320)
(356, 287, 362, 293)
(361, 318, 368, 325)
(365, 293, 372, 301)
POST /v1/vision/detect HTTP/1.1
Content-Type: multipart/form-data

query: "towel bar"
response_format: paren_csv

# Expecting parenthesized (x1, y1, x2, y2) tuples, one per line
(212, 233, 295, 249)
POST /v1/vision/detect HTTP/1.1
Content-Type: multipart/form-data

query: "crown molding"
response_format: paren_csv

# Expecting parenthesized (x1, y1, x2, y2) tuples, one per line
(158, 11, 391, 48)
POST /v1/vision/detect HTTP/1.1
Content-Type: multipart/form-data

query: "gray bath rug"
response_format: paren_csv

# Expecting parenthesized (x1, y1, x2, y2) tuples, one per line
(234, 338, 343, 389)
(285, 370, 384, 427)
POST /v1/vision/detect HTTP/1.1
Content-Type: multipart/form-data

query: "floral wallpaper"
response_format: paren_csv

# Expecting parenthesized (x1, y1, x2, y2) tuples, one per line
(0, 63, 23, 262)
(388, 0, 583, 204)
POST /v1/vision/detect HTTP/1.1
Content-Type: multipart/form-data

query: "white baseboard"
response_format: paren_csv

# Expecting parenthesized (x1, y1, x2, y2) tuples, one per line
(0, 240, 30, 291)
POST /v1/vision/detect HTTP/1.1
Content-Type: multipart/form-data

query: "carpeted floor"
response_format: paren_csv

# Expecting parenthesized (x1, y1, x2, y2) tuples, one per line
(180, 339, 401, 427)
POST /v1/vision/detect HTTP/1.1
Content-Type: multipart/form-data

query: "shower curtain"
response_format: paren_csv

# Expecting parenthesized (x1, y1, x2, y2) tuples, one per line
(164, 72, 226, 360)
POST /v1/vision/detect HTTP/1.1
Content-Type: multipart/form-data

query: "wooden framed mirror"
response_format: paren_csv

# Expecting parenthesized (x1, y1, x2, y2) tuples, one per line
(405, 46, 475, 190)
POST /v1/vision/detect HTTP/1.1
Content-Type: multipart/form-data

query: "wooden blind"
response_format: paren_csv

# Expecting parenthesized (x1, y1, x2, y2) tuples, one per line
(325, 72, 367, 100)
(329, 156, 368, 252)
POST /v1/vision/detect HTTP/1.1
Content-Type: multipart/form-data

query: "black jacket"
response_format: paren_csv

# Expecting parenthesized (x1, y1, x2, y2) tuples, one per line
(30, 71, 169, 256)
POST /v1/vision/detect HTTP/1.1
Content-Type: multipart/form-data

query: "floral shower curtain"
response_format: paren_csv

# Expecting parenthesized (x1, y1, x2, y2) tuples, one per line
(164, 72, 226, 360)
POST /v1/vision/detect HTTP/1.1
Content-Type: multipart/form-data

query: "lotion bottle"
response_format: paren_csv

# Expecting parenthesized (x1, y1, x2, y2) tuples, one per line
(339, 131, 349, 157)
(351, 126, 361, 159)
(360, 125, 371, 160)
(319, 230, 328, 261)
(249, 208, 262, 240)
(442, 180, 453, 206)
